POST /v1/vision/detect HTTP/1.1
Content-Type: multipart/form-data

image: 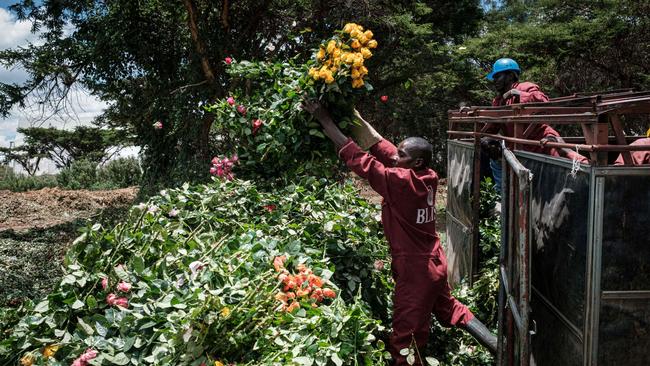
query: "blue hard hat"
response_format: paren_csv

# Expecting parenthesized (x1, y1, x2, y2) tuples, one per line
(486, 58, 521, 81)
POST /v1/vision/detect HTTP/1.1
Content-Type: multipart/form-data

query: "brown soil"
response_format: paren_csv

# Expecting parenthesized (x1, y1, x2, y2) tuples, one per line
(0, 187, 139, 232)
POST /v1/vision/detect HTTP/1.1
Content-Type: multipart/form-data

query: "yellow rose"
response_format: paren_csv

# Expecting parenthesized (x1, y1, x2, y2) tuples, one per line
(341, 52, 353, 64)
(215, 362, 225, 366)
(357, 34, 368, 45)
(343, 23, 357, 33)
(352, 78, 365, 88)
(350, 29, 361, 39)
(360, 48, 372, 59)
(353, 54, 364, 67)
(332, 48, 341, 59)
(359, 65, 368, 76)
(351, 68, 361, 79)
(350, 39, 361, 49)
(221, 307, 231, 317)
(317, 48, 325, 60)
(326, 40, 337, 54)
(319, 69, 332, 80)
(43, 344, 60, 359)
(364, 30, 374, 40)
(20, 354, 34, 366)
(367, 39, 378, 49)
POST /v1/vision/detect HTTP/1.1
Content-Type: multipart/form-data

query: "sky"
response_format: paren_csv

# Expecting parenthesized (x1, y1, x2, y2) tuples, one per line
(0, 2, 135, 173)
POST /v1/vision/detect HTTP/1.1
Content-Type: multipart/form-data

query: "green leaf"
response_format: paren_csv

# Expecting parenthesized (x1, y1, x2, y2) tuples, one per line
(77, 317, 94, 335)
(86, 295, 97, 309)
(426, 357, 440, 366)
(71, 299, 85, 310)
(331, 353, 343, 366)
(293, 356, 314, 366)
(34, 300, 49, 313)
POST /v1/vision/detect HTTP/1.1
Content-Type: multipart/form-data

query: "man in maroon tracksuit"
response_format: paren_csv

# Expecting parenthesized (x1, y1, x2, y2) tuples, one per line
(302, 102, 497, 365)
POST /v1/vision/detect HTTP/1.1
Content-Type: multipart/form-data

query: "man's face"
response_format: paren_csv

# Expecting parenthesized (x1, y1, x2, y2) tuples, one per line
(493, 71, 513, 94)
(394, 141, 422, 169)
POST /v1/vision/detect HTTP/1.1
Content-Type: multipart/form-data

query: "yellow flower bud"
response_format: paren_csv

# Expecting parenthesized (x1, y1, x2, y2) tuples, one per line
(317, 48, 325, 60)
(326, 40, 337, 54)
(359, 65, 368, 76)
(353, 54, 364, 67)
(215, 362, 225, 366)
(43, 344, 60, 359)
(319, 69, 331, 80)
(221, 307, 231, 317)
(325, 73, 335, 84)
(367, 39, 378, 49)
(352, 78, 365, 88)
(351, 68, 361, 79)
(360, 48, 372, 59)
(350, 29, 361, 39)
(364, 30, 374, 40)
(351, 39, 361, 49)
(332, 48, 341, 59)
(343, 23, 357, 33)
(20, 354, 34, 366)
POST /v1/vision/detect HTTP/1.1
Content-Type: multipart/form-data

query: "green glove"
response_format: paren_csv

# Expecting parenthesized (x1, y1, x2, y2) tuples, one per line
(350, 109, 383, 150)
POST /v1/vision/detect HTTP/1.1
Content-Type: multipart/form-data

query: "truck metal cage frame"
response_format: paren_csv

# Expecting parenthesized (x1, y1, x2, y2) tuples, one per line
(446, 90, 650, 366)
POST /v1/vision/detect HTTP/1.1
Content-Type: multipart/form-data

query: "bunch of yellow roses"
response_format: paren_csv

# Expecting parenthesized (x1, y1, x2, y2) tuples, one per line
(308, 23, 378, 89)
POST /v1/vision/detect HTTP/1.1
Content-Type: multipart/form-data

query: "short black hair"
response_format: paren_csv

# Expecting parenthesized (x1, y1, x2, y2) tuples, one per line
(402, 137, 433, 168)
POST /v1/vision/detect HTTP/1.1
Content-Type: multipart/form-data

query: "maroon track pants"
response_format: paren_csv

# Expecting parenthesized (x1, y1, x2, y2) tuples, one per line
(390, 247, 474, 365)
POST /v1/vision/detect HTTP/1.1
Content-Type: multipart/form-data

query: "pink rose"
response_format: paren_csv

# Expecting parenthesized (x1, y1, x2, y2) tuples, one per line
(71, 348, 98, 366)
(101, 277, 108, 290)
(227, 97, 235, 106)
(374, 259, 384, 271)
(224, 57, 232, 65)
(114, 297, 129, 308)
(230, 154, 239, 162)
(211, 157, 220, 165)
(237, 105, 247, 115)
(106, 293, 117, 306)
(210, 166, 218, 175)
(252, 119, 263, 135)
(117, 281, 132, 292)
(153, 121, 163, 129)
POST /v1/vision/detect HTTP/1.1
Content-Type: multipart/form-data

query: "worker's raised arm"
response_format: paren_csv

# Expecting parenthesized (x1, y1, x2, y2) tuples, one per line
(351, 109, 398, 166)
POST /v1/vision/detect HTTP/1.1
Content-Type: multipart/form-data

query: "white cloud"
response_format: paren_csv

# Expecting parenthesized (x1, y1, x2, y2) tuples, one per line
(0, 7, 113, 174)
(0, 7, 36, 50)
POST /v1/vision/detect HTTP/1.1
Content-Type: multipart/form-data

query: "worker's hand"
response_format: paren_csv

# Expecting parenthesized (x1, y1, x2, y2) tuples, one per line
(301, 99, 332, 124)
(502, 89, 521, 100)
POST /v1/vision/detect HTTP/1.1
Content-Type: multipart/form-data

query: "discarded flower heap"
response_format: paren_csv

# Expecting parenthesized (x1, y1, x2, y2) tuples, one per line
(272, 255, 336, 312)
(308, 23, 377, 90)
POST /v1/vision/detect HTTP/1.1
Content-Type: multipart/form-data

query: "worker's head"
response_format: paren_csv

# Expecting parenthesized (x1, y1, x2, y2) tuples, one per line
(487, 58, 520, 94)
(394, 137, 433, 170)
(481, 137, 502, 160)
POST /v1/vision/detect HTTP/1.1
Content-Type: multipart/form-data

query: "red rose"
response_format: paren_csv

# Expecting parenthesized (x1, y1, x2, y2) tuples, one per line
(380, 95, 389, 103)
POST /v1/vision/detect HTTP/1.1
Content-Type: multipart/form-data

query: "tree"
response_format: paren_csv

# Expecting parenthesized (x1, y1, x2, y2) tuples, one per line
(0, 145, 46, 176)
(1, 1, 483, 189)
(17, 126, 129, 168)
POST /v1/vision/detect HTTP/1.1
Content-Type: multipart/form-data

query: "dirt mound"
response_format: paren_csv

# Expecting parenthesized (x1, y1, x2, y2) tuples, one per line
(0, 187, 138, 232)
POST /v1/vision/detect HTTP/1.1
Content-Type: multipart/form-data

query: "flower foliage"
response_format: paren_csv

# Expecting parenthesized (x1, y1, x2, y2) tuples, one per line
(0, 178, 392, 365)
(207, 24, 379, 182)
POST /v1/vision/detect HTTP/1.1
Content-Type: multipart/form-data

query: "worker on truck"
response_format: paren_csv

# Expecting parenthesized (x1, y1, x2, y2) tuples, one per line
(302, 100, 497, 365)
(481, 58, 589, 179)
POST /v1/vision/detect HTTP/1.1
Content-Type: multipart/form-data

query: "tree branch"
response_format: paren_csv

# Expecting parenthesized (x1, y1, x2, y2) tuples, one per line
(182, 0, 216, 84)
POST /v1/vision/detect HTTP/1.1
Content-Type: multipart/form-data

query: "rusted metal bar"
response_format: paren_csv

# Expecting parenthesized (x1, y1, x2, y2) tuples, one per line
(447, 131, 650, 152)
(517, 168, 532, 366)
(471, 123, 482, 283)
(608, 114, 633, 165)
